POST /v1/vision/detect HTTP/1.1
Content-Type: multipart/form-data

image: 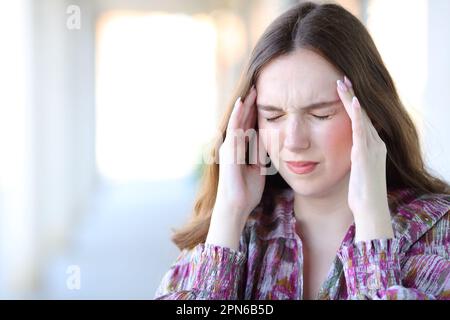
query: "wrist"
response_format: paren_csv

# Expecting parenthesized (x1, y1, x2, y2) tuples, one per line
(205, 206, 247, 251)
(353, 211, 394, 242)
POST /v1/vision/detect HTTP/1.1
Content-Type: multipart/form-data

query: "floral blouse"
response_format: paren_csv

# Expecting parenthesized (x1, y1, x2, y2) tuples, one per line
(154, 188, 450, 300)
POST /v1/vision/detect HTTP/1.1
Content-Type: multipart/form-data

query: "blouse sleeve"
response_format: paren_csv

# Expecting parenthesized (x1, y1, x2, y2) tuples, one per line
(154, 242, 247, 300)
(337, 211, 450, 300)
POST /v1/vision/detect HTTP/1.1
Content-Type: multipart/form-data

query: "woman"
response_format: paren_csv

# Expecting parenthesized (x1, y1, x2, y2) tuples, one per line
(154, 2, 450, 300)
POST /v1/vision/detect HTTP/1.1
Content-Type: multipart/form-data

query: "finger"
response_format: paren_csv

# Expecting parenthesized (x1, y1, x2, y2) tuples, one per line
(358, 107, 384, 150)
(337, 79, 354, 120)
(227, 96, 244, 131)
(243, 99, 257, 131)
(344, 76, 381, 143)
(350, 96, 367, 149)
(224, 97, 244, 165)
(338, 77, 369, 147)
(339, 76, 359, 122)
(344, 75, 353, 90)
(343, 76, 369, 127)
(351, 95, 379, 143)
(241, 86, 257, 128)
(357, 105, 382, 144)
(364, 111, 380, 142)
(356, 105, 376, 145)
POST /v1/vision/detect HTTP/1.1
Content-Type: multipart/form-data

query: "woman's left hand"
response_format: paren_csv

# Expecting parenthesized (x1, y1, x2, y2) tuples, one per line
(337, 76, 394, 242)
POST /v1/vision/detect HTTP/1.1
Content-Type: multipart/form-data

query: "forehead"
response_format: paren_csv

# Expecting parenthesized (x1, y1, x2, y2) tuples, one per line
(256, 48, 341, 107)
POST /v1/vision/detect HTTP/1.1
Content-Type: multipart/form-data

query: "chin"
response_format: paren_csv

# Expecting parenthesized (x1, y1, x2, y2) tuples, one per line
(278, 165, 350, 199)
(288, 179, 329, 197)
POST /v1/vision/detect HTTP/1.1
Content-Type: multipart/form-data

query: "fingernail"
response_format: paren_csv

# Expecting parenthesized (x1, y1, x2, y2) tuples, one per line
(344, 76, 353, 88)
(236, 96, 241, 105)
(352, 96, 360, 107)
(337, 79, 348, 92)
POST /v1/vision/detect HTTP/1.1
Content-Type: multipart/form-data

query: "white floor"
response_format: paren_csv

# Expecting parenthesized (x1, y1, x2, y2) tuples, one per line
(35, 176, 199, 299)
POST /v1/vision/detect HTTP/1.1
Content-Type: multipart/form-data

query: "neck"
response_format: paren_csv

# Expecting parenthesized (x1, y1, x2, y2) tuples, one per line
(293, 174, 354, 243)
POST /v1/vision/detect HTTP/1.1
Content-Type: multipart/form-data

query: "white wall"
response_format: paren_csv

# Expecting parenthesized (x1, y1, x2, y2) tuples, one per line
(0, 0, 97, 298)
(423, 0, 450, 183)
(0, 0, 37, 298)
(366, 0, 449, 184)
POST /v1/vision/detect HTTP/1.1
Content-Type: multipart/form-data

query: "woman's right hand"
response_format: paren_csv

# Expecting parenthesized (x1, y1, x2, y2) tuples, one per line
(206, 86, 267, 250)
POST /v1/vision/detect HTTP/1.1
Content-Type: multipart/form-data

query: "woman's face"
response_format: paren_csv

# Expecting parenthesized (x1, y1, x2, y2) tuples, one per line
(256, 48, 353, 197)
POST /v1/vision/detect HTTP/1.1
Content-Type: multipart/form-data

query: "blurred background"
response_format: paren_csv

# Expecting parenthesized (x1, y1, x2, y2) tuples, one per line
(0, 0, 449, 299)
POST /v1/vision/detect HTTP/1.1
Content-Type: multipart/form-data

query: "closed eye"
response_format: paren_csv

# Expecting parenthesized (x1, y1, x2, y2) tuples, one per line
(312, 114, 332, 120)
(265, 115, 283, 122)
(265, 114, 333, 122)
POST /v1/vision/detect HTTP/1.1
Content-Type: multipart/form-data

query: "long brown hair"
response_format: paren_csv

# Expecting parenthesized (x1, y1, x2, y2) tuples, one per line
(172, 1, 450, 250)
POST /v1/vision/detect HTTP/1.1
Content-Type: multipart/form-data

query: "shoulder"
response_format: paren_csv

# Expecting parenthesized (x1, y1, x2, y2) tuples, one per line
(389, 188, 450, 251)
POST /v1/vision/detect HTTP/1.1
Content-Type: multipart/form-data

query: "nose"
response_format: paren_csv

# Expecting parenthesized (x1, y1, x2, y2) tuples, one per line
(284, 117, 311, 151)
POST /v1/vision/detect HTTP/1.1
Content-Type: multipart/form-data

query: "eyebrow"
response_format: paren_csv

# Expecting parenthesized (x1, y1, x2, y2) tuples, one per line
(256, 100, 340, 112)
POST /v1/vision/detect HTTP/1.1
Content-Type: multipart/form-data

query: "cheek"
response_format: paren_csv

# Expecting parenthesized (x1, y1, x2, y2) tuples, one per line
(320, 117, 353, 159)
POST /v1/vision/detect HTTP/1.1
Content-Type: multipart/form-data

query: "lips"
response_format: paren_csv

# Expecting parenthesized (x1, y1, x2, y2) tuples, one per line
(285, 161, 319, 174)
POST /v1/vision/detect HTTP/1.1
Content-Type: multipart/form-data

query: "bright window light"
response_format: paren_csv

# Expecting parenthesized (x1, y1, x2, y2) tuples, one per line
(96, 11, 218, 182)
(366, 0, 428, 133)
